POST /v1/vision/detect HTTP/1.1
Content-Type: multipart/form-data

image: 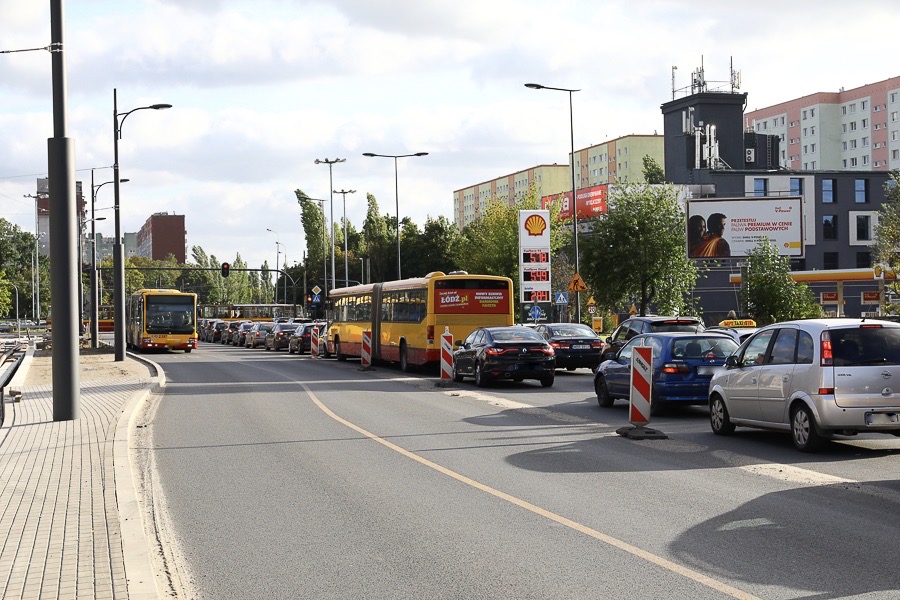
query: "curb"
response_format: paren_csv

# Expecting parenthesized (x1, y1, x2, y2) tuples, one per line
(4, 345, 34, 399)
(114, 352, 167, 599)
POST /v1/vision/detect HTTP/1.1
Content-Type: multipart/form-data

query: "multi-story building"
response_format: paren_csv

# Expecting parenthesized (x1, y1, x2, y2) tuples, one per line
(744, 75, 900, 172)
(34, 177, 85, 257)
(135, 212, 186, 263)
(453, 134, 664, 230)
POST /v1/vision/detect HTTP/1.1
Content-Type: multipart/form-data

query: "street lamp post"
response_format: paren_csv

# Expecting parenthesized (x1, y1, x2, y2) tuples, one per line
(314, 158, 345, 294)
(266, 228, 281, 303)
(113, 89, 171, 361)
(333, 189, 356, 287)
(525, 82, 582, 322)
(90, 171, 126, 348)
(362, 152, 428, 280)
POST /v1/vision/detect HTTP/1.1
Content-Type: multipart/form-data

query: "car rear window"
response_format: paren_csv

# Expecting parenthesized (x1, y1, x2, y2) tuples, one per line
(549, 325, 596, 337)
(829, 326, 900, 366)
(651, 321, 702, 333)
(672, 336, 737, 358)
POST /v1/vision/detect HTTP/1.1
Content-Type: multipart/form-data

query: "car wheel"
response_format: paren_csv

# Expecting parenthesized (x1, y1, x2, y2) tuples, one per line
(288, 346, 295, 354)
(452, 359, 464, 382)
(791, 404, 824, 452)
(540, 375, 554, 388)
(709, 395, 735, 435)
(594, 377, 614, 408)
(566, 367, 576, 372)
(399, 342, 410, 372)
(335, 339, 347, 361)
(474, 362, 489, 387)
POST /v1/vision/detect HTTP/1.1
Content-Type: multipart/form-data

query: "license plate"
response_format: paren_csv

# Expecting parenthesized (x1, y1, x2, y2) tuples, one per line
(572, 344, 590, 350)
(866, 412, 899, 425)
(696, 365, 719, 376)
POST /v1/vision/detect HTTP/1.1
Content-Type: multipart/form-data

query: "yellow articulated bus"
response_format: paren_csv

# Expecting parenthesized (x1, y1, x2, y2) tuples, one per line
(126, 289, 198, 352)
(326, 271, 514, 371)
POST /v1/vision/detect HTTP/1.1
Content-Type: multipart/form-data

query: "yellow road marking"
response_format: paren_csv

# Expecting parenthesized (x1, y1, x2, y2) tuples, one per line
(301, 383, 760, 600)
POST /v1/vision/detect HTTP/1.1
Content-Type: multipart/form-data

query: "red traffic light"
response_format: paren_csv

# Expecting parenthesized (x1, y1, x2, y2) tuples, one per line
(221, 262, 230, 277)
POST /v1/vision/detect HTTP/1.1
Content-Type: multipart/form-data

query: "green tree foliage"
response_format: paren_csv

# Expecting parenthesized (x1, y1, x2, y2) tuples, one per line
(642, 155, 665, 184)
(296, 189, 328, 288)
(0, 219, 45, 319)
(403, 215, 462, 278)
(580, 183, 697, 316)
(741, 239, 823, 325)
(362, 194, 394, 283)
(873, 172, 900, 312)
(0, 270, 12, 318)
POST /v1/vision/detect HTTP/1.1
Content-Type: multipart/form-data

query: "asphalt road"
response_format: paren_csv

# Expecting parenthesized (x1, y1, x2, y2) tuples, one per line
(144, 342, 900, 599)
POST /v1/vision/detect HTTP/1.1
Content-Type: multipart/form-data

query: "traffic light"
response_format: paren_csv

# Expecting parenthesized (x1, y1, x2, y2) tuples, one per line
(221, 262, 230, 278)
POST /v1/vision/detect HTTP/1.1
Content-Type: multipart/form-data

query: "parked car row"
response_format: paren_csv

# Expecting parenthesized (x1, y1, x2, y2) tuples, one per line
(198, 318, 327, 354)
(593, 316, 900, 452)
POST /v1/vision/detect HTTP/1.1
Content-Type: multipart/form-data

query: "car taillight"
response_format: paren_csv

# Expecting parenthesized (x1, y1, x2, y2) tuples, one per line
(818, 388, 835, 395)
(485, 347, 503, 355)
(540, 346, 555, 355)
(662, 362, 691, 374)
(821, 331, 832, 366)
(860, 324, 883, 329)
(551, 342, 569, 349)
(591, 342, 603, 349)
(427, 325, 434, 341)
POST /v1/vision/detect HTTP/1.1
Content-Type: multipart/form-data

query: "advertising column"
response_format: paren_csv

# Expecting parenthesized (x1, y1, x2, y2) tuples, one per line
(519, 210, 551, 323)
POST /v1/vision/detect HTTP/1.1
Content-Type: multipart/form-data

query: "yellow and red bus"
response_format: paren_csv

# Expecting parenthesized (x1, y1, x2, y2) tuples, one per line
(126, 289, 198, 352)
(326, 271, 514, 370)
(199, 303, 298, 321)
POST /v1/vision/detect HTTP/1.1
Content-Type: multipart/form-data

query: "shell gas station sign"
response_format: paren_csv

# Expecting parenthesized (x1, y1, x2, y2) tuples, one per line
(518, 210, 552, 306)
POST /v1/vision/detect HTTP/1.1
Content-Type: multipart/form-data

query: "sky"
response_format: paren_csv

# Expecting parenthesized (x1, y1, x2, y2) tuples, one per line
(0, 0, 896, 272)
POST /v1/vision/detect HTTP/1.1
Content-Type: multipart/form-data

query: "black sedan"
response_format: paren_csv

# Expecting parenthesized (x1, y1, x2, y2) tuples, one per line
(535, 323, 604, 370)
(452, 326, 555, 387)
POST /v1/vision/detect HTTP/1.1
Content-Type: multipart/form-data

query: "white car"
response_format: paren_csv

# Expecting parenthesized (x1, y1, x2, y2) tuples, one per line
(708, 318, 900, 451)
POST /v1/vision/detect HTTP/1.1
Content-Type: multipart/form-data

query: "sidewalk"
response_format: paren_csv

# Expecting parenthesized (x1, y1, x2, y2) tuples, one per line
(0, 347, 163, 599)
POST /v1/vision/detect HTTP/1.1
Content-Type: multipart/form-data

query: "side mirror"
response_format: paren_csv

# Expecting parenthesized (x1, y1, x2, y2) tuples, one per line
(454, 340, 463, 347)
(725, 355, 741, 368)
(605, 336, 612, 344)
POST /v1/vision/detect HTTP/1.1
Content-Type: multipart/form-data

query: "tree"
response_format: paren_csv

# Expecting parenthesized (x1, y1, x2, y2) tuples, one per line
(403, 215, 462, 277)
(642, 155, 665, 184)
(741, 239, 823, 325)
(580, 183, 697, 316)
(296, 190, 328, 288)
(363, 194, 393, 283)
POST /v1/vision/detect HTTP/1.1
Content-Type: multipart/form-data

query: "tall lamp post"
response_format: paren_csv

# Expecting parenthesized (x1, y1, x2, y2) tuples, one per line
(266, 228, 281, 303)
(362, 152, 428, 280)
(90, 172, 127, 348)
(314, 158, 345, 294)
(333, 188, 356, 286)
(525, 82, 581, 322)
(113, 89, 171, 361)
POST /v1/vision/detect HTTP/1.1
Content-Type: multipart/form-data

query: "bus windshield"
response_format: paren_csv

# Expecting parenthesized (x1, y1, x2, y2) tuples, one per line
(146, 296, 195, 334)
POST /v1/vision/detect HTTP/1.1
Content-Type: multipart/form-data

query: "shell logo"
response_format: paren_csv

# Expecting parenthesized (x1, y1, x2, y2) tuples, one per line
(524, 214, 547, 236)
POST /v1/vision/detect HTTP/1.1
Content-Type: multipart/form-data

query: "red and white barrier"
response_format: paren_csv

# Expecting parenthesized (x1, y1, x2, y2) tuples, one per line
(361, 330, 372, 369)
(440, 328, 453, 380)
(310, 325, 320, 357)
(629, 346, 653, 426)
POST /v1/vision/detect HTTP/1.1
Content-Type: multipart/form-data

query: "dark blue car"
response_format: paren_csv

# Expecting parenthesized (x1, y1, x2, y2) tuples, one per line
(593, 332, 738, 413)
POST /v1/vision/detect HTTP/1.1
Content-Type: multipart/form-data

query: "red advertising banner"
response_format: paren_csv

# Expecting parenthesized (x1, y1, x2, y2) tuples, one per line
(434, 288, 511, 314)
(541, 184, 607, 221)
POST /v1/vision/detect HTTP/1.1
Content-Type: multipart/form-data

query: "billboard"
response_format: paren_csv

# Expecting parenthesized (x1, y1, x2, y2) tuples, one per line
(541, 184, 607, 221)
(686, 197, 803, 259)
(433, 288, 511, 314)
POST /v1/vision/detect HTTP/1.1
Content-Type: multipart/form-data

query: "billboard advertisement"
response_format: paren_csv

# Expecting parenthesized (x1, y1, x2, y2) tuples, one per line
(434, 288, 511, 314)
(541, 184, 607, 221)
(686, 197, 803, 259)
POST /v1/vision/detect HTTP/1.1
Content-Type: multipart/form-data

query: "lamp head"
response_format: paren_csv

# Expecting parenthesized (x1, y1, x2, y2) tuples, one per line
(119, 178, 130, 183)
(150, 103, 172, 110)
(362, 153, 376, 157)
(524, 83, 544, 89)
(414, 152, 429, 157)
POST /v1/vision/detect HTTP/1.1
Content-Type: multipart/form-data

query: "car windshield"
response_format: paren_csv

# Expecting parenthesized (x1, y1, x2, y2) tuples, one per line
(491, 329, 544, 342)
(672, 336, 738, 359)
(829, 326, 900, 366)
(549, 325, 596, 337)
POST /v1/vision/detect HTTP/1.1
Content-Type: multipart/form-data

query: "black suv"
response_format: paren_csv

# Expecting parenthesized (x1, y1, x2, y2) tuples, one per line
(601, 316, 704, 361)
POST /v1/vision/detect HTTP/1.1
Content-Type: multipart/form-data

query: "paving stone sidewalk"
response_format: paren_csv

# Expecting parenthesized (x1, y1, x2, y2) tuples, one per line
(0, 351, 160, 599)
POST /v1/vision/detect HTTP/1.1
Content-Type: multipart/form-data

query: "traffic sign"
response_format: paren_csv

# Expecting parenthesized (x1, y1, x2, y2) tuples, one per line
(568, 273, 588, 292)
(555, 292, 569, 305)
(312, 293, 321, 304)
(586, 295, 596, 307)
(312, 285, 322, 295)
(630, 346, 653, 426)
(529, 304, 543, 321)
(587, 306, 596, 315)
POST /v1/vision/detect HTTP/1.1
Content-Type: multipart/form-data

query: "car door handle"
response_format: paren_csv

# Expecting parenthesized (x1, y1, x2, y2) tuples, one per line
(751, 377, 757, 384)
(782, 374, 790, 381)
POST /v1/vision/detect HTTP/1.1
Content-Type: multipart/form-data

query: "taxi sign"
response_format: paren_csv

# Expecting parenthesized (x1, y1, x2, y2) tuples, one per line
(717, 319, 756, 328)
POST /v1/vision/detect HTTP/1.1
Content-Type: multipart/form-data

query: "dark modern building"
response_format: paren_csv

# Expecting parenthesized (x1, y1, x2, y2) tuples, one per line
(661, 86, 892, 322)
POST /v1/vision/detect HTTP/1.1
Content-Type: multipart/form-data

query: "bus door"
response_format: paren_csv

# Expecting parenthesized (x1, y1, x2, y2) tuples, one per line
(371, 283, 383, 360)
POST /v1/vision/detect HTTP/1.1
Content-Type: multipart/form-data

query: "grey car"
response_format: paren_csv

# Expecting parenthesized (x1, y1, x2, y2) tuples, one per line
(708, 318, 900, 451)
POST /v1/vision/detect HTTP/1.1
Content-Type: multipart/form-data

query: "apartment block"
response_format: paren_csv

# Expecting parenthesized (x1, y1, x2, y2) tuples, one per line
(135, 212, 187, 263)
(744, 75, 900, 171)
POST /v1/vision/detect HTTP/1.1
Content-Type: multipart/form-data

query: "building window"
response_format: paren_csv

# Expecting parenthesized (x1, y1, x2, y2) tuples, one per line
(850, 121, 858, 131)
(850, 157, 858, 167)
(862, 136, 869, 147)
(841, 106, 847, 116)
(811, 143, 816, 152)
(862, 100, 868, 110)
(857, 251, 872, 268)
(850, 139, 857, 149)
(855, 179, 869, 203)
(862, 118, 869, 128)
(753, 178, 768, 197)
(893, 111, 899, 122)
(857, 215, 871, 241)
(823, 215, 838, 240)
(790, 178, 803, 196)
(803, 109, 808, 119)
(822, 179, 835, 203)
(863, 155, 869, 165)
(823, 252, 840, 270)
(893, 149, 900, 160)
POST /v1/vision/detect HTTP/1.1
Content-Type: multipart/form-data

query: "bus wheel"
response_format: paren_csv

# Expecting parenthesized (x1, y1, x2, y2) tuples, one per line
(399, 342, 410, 372)
(185, 348, 192, 353)
(335, 339, 347, 361)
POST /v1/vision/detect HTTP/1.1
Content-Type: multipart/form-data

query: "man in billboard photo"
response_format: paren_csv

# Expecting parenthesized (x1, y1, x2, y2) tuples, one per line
(691, 212, 731, 257)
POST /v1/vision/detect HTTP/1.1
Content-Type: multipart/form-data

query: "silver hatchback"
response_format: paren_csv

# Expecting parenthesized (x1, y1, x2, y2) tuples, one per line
(708, 318, 900, 451)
